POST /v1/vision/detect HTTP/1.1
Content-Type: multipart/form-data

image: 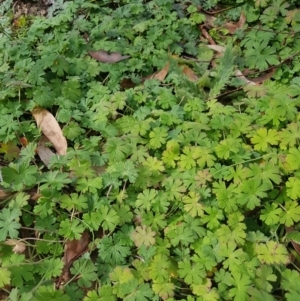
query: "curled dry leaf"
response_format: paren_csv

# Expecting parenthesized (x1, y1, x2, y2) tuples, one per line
(5, 239, 26, 254)
(235, 69, 257, 86)
(181, 65, 198, 82)
(246, 68, 276, 84)
(144, 62, 170, 82)
(32, 107, 67, 155)
(203, 13, 216, 28)
(63, 231, 90, 266)
(89, 50, 130, 63)
(0, 188, 40, 201)
(57, 231, 90, 287)
(19, 136, 29, 147)
(123, 62, 170, 87)
(286, 226, 300, 256)
(237, 12, 246, 30)
(152, 62, 169, 81)
(29, 189, 41, 201)
(206, 44, 226, 53)
(120, 78, 136, 89)
(222, 12, 246, 34)
(223, 22, 239, 34)
(203, 12, 246, 34)
(0, 189, 12, 200)
(37, 135, 55, 166)
(200, 26, 216, 45)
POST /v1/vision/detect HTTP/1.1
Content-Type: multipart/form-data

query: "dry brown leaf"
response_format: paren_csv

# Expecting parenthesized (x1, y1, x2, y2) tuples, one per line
(32, 107, 67, 155)
(203, 13, 216, 27)
(181, 65, 198, 82)
(222, 12, 246, 34)
(57, 231, 90, 287)
(203, 12, 246, 34)
(0, 188, 11, 200)
(121, 63, 170, 89)
(63, 231, 90, 265)
(223, 22, 239, 34)
(19, 136, 29, 147)
(0, 188, 40, 201)
(153, 63, 169, 81)
(89, 50, 130, 63)
(206, 44, 226, 53)
(144, 63, 170, 82)
(37, 135, 56, 166)
(30, 189, 41, 201)
(200, 26, 216, 45)
(120, 78, 136, 89)
(286, 226, 300, 256)
(234, 69, 257, 86)
(237, 12, 246, 29)
(5, 239, 26, 254)
(248, 68, 276, 83)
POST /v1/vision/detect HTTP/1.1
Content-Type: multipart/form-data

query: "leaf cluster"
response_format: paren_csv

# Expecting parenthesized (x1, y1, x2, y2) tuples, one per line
(1, 0, 300, 300)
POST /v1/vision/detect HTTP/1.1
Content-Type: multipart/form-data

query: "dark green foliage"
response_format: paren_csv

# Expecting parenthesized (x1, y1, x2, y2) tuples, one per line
(1, 0, 300, 300)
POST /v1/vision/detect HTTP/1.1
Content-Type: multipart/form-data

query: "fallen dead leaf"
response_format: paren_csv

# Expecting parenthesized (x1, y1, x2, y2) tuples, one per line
(89, 50, 130, 63)
(30, 189, 41, 201)
(56, 231, 90, 288)
(246, 68, 276, 84)
(222, 22, 239, 34)
(120, 61, 171, 90)
(203, 12, 246, 34)
(206, 44, 226, 53)
(19, 136, 29, 147)
(5, 239, 26, 254)
(203, 13, 216, 28)
(152, 63, 169, 81)
(37, 135, 56, 166)
(200, 26, 216, 45)
(236, 12, 246, 30)
(181, 65, 199, 82)
(144, 62, 170, 82)
(32, 107, 67, 155)
(235, 69, 257, 86)
(120, 61, 173, 90)
(0, 188, 40, 201)
(0, 188, 11, 200)
(120, 78, 136, 90)
(63, 231, 90, 265)
(286, 226, 300, 255)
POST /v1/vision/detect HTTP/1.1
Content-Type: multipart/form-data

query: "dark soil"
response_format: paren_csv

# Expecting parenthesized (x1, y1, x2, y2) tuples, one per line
(12, 0, 51, 18)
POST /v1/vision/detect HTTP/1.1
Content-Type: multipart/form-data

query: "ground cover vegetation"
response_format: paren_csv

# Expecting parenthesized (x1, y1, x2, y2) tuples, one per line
(1, 0, 300, 300)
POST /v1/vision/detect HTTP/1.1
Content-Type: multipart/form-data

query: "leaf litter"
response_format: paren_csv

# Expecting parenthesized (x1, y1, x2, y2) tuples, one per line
(31, 107, 67, 156)
(56, 231, 90, 287)
(89, 50, 130, 63)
